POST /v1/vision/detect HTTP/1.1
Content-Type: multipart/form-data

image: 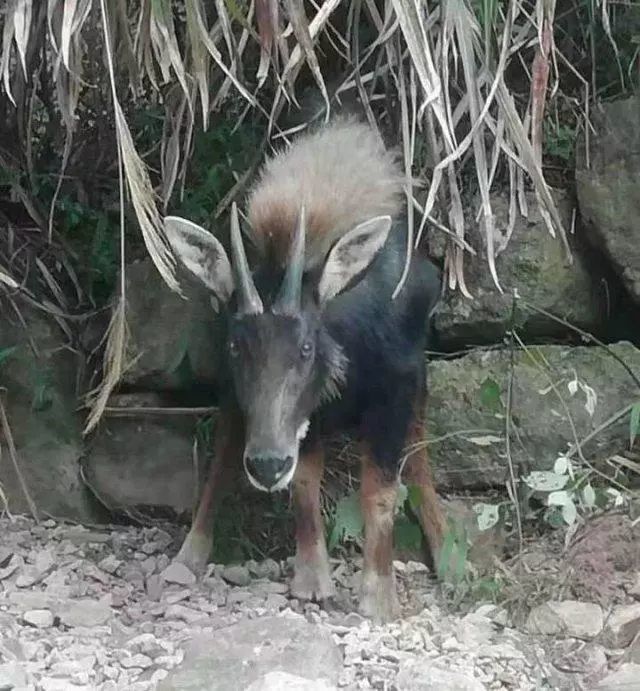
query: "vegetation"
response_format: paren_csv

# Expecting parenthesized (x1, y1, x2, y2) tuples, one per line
(0, 2, 639, 565)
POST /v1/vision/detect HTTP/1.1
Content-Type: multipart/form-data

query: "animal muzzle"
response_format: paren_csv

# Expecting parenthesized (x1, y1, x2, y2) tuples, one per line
(244, 451, 297, 493)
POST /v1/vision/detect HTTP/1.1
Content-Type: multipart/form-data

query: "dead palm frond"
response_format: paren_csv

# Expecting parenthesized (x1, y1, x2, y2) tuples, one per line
(0, 0, 626, 431)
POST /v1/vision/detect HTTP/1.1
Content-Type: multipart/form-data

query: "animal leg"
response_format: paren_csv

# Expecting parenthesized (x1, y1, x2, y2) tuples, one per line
(291, 444, 335, 600)
(359, 450, 400, 623)
(401, 409, 446, 572)
(173, 408, 243, 575)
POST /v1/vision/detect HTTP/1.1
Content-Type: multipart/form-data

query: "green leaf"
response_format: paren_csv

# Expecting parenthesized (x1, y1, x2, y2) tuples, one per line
(479, 377, 502, 412)
(407, 484, 423, 512)
(582, 484, 596, 508)
(473, 502, 500, 531)
(523, 471, 568, 492)
(395, 482, 408, 512)
(328, 491, 363, 551)
(561, 500, 577, 526)
(394, 515, 423, 552)
(630, 402, 640, 449)
(0, 346, 17, 367)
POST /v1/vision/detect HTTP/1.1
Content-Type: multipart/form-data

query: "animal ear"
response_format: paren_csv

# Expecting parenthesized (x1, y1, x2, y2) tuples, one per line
(164, 216, 234, 302)
(317, 216, 392, 305)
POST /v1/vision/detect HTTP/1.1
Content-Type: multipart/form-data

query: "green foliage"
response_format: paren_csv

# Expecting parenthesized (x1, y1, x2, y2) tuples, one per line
(0, 346, 17, 367)
(437, 518, 469, 585)
(544, 120, 576, 162)
(170, 119, 262, 227)
(328, 490, 364, 551)
(327, 481, 426, 554)
(30, 366, 54, 413)
(479, 377, 503, 413)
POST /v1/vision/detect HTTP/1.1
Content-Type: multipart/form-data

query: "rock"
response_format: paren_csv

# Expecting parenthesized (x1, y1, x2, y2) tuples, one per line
(396, 659, 487, 690)
(433, 189, 607, 348)
(164, 604, 207, 624)
(603, 603, 640, 648)
(625, 632, 640, 664)
(120, 654, 153, 670)
(116, 257, 223, 389)
(0, 662, 28, 689)
(83, 413, 198, 515)
(427, 343, 640, 488)
(98, 555, 121, 574)
(526, 601, 603, 640)
(22, 608, 54, 628)
(161, 562, 196, 586)
(248, 559, 281, 581)
(59, 599, 112, 628)
(245, 671, 337, 690)
(629, 573, 640, 599)
(0, 300, 98, 520)
(552, 640, 608, 678)
(222, 564, 251, 587)
(576, 95, 640, 305)
(595, 663, 640, 690)
(158, 615, 342, 690)
(0, 555, 22, 580)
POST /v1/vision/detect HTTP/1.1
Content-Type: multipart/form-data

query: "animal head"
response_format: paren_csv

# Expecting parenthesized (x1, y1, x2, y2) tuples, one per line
(164, 203, 391, 493)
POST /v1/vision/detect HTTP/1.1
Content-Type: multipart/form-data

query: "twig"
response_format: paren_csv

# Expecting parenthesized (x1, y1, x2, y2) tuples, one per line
(103, 406, 218, 417)
(0, 390, 39, 522)
(506, 294, 524, 559)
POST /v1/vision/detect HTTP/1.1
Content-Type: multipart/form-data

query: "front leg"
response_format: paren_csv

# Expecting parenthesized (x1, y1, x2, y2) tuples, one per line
(290, 443, 335, 601)
(359, 451, 400, 623)
(173, 407, 243, 575)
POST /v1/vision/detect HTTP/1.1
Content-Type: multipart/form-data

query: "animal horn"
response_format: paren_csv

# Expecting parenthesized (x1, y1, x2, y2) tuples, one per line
(274, 205, 306, 313)
(230, 202, 263, 315)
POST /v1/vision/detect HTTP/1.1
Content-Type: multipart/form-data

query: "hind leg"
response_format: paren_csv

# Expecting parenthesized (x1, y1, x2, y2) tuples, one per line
(291, 443, 335, 600)
(174, 407, 243, 575)
(359, 449, 400, 622)
(401, 403, 446, 572)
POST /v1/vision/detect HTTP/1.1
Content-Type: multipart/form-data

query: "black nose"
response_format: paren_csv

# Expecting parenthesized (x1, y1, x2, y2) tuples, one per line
(245, 455, 294, 490)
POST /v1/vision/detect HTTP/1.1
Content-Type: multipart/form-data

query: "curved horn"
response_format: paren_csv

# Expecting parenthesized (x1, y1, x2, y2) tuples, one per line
(274, 206, 306, 314)
(230, 202, 263, 315)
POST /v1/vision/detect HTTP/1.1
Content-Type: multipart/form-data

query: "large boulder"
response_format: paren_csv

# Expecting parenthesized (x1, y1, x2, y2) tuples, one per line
(576, 94, 640, 305)
(82, 394, 200, 516)
(426, 342, 640, 489)
(118, 258, 223, 391)
(431, 190, 608, 348)
(0, 300, 98, 520)
(158, 615, 343, 691)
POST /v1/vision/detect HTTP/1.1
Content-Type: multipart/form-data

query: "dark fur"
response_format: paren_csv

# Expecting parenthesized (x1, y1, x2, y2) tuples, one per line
(217, 216, 441, 479)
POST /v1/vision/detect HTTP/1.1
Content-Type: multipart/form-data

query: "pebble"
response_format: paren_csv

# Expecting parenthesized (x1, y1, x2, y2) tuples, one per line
(0, 514, 635, 691)
(59, 599, 112, 628)
(222, 564, 251, 586)
(160, 562, 196, 586)
(22, 608, 54, 628)
(120, 653, 153, 669)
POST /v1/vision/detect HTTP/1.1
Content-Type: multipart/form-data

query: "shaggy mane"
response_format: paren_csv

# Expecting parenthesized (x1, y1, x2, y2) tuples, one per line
(245, 117, 404, 269)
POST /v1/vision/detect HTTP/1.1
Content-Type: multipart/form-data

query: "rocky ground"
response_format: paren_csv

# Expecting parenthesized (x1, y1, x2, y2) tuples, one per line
(1, 514, 639, 690)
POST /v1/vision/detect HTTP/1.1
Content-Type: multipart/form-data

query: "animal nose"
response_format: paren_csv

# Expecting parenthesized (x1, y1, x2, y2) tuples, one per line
(245, 455, 294, 491)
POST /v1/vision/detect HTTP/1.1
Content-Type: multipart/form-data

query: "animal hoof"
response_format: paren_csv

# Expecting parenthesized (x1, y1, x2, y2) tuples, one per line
(173, 529, 211, 577)
(358, 573, 400, 624)
(291, 561, 335, 601)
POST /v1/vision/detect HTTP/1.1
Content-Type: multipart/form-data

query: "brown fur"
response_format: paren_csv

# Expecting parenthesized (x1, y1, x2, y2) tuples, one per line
(360, 450, 398, 577)
(401, 410, 446, 568)
(293, 444, 326, 556)
(246, 117, 404, 268)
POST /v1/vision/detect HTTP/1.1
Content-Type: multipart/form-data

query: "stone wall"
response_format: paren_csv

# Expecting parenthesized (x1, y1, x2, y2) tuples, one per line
(1, 94, 639, 520)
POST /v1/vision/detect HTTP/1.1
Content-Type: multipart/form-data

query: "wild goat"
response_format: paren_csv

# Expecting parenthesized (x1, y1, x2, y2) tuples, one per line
(164, 117, 446, 622)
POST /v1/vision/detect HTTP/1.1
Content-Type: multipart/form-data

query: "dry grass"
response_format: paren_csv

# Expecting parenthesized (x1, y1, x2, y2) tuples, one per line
(0, 0, 628, 431)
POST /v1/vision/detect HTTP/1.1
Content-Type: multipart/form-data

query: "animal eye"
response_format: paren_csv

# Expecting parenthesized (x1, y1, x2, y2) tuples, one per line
(300, 341, 313, 359)
(229, 340, 239, 358)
